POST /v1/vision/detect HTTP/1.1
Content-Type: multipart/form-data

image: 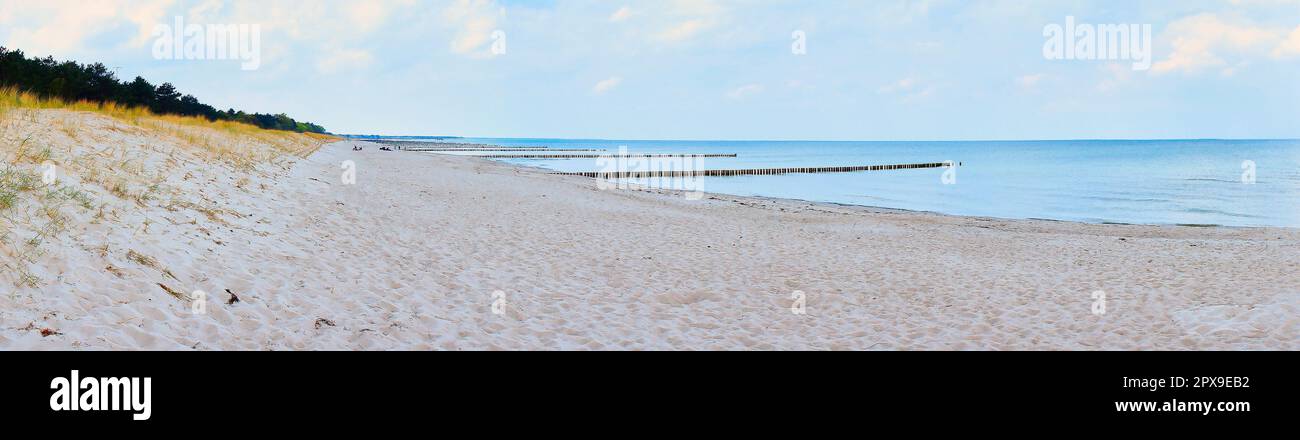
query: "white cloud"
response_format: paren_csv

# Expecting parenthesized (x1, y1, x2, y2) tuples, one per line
(1152, 13, 1287, 75)
(0, 0, 431, 72)
(348, 0, 402, 33)
(1273, 25, 1300, 58)
(443, 0, 504, 57)
(726, 84, 763, 100)
(124, 0, 177, 47)
(655, 19, 710, 43)
(648, 0, 726, 44)
(593, 76, 623, 94)
(0, 0, 160, 55)
(610, 6, 633, 23)
(209, 0, 419, 71)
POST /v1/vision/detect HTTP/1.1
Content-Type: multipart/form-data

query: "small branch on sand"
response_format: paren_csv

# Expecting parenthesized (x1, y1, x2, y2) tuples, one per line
(157, 283, 189, 301)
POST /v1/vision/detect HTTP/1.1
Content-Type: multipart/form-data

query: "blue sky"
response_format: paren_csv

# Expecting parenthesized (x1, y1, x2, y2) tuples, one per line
(2, 0, 1298, 140)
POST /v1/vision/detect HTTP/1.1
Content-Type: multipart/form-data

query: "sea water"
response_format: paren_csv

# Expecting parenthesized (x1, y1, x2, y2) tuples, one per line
(424, 138, 1300, 227)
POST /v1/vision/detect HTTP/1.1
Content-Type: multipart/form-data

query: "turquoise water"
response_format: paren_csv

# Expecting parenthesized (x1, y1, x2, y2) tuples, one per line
(431, 138, 1300, 227)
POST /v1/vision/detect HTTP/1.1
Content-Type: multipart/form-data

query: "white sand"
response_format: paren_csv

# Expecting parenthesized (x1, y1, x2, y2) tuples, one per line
(3, 111, 1298, 350)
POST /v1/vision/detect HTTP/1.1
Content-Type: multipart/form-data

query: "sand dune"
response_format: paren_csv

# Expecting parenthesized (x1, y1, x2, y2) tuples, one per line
(2, 110, 1297, 350)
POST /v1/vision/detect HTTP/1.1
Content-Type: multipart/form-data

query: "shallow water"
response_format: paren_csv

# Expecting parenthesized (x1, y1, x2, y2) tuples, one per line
(428, 138, 1300, 227)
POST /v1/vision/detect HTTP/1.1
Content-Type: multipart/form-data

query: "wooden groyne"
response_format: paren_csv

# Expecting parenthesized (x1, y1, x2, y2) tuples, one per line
(554, 162, 956, 178)
(471, 153, 737, 159)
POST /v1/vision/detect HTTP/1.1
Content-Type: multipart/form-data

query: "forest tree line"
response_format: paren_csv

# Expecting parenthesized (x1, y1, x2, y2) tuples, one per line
(0, 47, 326, 133)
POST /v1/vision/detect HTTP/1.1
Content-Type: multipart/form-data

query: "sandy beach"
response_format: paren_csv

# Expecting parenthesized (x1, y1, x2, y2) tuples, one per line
(2, 110, 1297, 350)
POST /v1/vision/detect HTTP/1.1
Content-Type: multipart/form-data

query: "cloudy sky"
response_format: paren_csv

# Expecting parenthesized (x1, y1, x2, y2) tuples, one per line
(2, 0, 1298, 140)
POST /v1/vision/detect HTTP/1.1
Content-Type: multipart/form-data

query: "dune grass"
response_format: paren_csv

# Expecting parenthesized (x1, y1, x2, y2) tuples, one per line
(1, 87, 151, 121)
(0, 87, 334, 159)
(0, 87, 338, 287)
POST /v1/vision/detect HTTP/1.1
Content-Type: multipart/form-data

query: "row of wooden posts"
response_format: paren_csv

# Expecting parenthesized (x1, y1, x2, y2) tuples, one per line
(381, 142, 956, 179)
(553, 162, 956, 178)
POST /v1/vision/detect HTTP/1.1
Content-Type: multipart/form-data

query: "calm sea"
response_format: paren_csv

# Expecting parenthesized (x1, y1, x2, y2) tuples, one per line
(423, 138, 1300, 227)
